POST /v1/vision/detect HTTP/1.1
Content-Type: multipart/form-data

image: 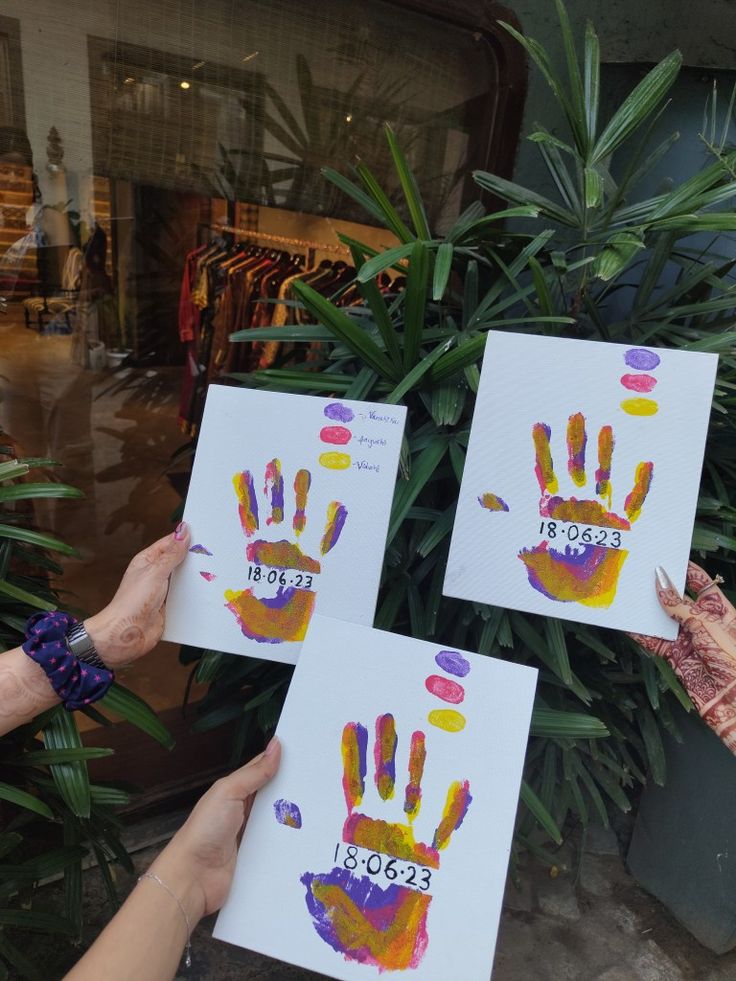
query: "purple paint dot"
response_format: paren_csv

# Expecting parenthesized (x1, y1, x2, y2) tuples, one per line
(274, 799, 303, 829)
(189, 544, 213, 556)
(324, 402, 354, 423)
(624, 348, 660, 371)
(435, 650, 471, 678)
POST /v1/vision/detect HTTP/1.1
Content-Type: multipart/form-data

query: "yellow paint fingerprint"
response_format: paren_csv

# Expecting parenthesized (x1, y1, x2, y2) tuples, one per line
(319, 451, 351, 470)
(428, 709, 466, 733)
(620, 398, 658, 416)
(624, 461, 654, 523)
(532, 423, 558, 494)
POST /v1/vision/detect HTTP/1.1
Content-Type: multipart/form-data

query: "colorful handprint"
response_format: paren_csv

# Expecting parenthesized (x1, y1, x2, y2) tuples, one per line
(224, 458, 347, 643)
(516, 413, 653, 607)
(301, 714, 471, 971)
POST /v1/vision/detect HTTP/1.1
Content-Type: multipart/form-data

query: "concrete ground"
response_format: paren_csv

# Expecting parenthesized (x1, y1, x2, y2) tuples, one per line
(31, 820, 736, 981)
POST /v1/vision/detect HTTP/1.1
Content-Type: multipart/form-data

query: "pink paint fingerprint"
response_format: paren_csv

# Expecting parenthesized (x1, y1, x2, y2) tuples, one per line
(324, 402, 355, 423)
(189, 544, 213, 555)
(624, 348, 660, 370)
(621, 373, 657, 393)
(320, 425, 352, 445)
(425, 675, 465, 704)
(199, 571, 216, 581)
(435, 650, 470, 678)
(273, 799, 302, 829)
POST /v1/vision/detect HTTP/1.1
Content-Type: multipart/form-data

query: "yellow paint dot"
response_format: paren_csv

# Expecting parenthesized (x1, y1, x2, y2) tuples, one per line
(319, 452, 351, 470)
(428, 709, 466, 733)
(620, 398, 658, 416)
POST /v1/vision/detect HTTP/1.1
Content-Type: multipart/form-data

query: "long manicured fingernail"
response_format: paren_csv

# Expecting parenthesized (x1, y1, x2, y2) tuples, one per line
(655, 566, 676, 591)
(265, 736, 279, 758)
(174, 521, 188, 541)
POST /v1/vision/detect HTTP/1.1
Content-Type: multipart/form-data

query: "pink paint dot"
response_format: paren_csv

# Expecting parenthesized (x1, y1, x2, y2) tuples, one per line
(425, 674, 465, 704)
(320, 425, 352, 445)
(621, 373, 657, 393)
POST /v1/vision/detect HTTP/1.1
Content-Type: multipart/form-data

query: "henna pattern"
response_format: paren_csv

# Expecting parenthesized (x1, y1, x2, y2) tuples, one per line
(631, 562, 736, 755)
(0, 529, 189, 738)
(0, 651, 60, 737)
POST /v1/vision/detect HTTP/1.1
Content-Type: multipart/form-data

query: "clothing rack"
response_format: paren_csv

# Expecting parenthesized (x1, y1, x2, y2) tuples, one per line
(208, 222, 351, 259)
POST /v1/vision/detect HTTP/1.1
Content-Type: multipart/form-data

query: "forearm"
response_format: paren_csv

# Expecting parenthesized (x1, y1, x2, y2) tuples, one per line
(0, 611, 126, 737)
(64, 849, 204, 981)
(0, 645, 60, 736)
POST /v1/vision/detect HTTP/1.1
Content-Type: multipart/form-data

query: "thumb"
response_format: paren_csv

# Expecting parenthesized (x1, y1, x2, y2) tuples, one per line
(655, 566, 695, 626)
(133, 523, 191, 581)
(220, 738, 282, 801)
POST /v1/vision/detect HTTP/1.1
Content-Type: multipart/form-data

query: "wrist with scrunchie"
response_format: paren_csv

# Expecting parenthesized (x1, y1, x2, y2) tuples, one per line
(22, 611, 114, 710)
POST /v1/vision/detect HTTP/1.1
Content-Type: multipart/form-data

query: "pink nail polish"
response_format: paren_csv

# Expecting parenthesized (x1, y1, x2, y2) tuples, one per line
(265, 736, 279, 757)
(174, 521, 188, 541)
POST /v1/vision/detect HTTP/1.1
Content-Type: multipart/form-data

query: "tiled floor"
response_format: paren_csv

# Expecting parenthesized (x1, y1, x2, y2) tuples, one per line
(0, 303, 191, 719)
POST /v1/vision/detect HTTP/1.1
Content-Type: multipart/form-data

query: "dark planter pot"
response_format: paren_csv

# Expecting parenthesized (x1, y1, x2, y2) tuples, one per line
(627, 702, 736, 954)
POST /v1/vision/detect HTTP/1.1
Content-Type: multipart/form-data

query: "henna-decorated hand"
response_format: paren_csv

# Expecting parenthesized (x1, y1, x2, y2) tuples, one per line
(84, 524, 191, 669)
(631, 562, 736, 755)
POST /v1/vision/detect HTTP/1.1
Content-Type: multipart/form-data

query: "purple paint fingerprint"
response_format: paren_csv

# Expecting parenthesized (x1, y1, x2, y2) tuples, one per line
(624, 348, 660, 371)
(273, 799, 302, 829)
(189, 544, 213, 555)
(435, 650, 470, 678)
(199, 571, 216, 582)
(324, 402, 355, 423)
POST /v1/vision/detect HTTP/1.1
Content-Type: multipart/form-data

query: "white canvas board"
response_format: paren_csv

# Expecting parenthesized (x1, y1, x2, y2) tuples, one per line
(214, 615, 538, 981)
(163, 387, 406, 664)
(444, 331, 718, 639)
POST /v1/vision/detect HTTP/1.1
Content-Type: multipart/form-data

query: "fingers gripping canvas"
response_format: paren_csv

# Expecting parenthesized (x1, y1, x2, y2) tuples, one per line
(214, 616, 538, 980)
(444, 332, 718, 639)
(163, 387, 406, 663)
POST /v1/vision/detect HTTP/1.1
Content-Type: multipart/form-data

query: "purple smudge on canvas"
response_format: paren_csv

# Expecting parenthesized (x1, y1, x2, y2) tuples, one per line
(324, 402, 355, 423)
(273, 799, 302, 829)
(623, 348, 661, 371)
(189, 544, 213, 555)
(435, 650, 470, 678)
(198, 571, 216, 582)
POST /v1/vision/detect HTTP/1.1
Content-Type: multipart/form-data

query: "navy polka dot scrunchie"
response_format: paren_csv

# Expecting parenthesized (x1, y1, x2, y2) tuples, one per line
(22, 611, 114, 710)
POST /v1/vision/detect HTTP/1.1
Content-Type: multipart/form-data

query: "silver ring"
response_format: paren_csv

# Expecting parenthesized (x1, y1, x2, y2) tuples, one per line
(696, 574, 724, 599)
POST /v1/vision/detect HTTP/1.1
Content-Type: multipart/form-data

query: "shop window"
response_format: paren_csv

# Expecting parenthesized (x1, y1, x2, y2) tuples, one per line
(0, 0, 525, 794)
(87, 0, 523, 232)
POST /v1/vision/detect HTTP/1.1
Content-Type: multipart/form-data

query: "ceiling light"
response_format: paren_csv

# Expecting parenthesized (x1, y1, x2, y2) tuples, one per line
(179, 80, 191, 90)
(192, 60, 205, 70)
(242, 51, 259, 63)
(123, 76, 136, 86)
(345, 113, 353, 123)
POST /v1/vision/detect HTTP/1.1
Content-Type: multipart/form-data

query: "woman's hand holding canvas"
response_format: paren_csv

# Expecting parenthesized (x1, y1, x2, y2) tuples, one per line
(632, 562, 736, 754)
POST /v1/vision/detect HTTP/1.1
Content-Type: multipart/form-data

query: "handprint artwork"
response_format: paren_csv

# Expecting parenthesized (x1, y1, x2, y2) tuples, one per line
(301, 714, 471, 972)
(162, 388, 405, 662)
(213, 617, 536, 981)
(224, 458, 347, 644)
(445, 332, 718, 637)
(517, 412, 653, 607)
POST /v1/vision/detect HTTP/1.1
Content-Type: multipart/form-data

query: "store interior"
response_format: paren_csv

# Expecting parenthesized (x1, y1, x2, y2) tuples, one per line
(0, 0, 513, 796)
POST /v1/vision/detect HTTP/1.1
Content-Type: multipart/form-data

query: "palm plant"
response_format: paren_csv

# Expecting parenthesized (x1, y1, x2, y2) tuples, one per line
(185, 1, 736, 858)
(0, 443, 175, 979)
